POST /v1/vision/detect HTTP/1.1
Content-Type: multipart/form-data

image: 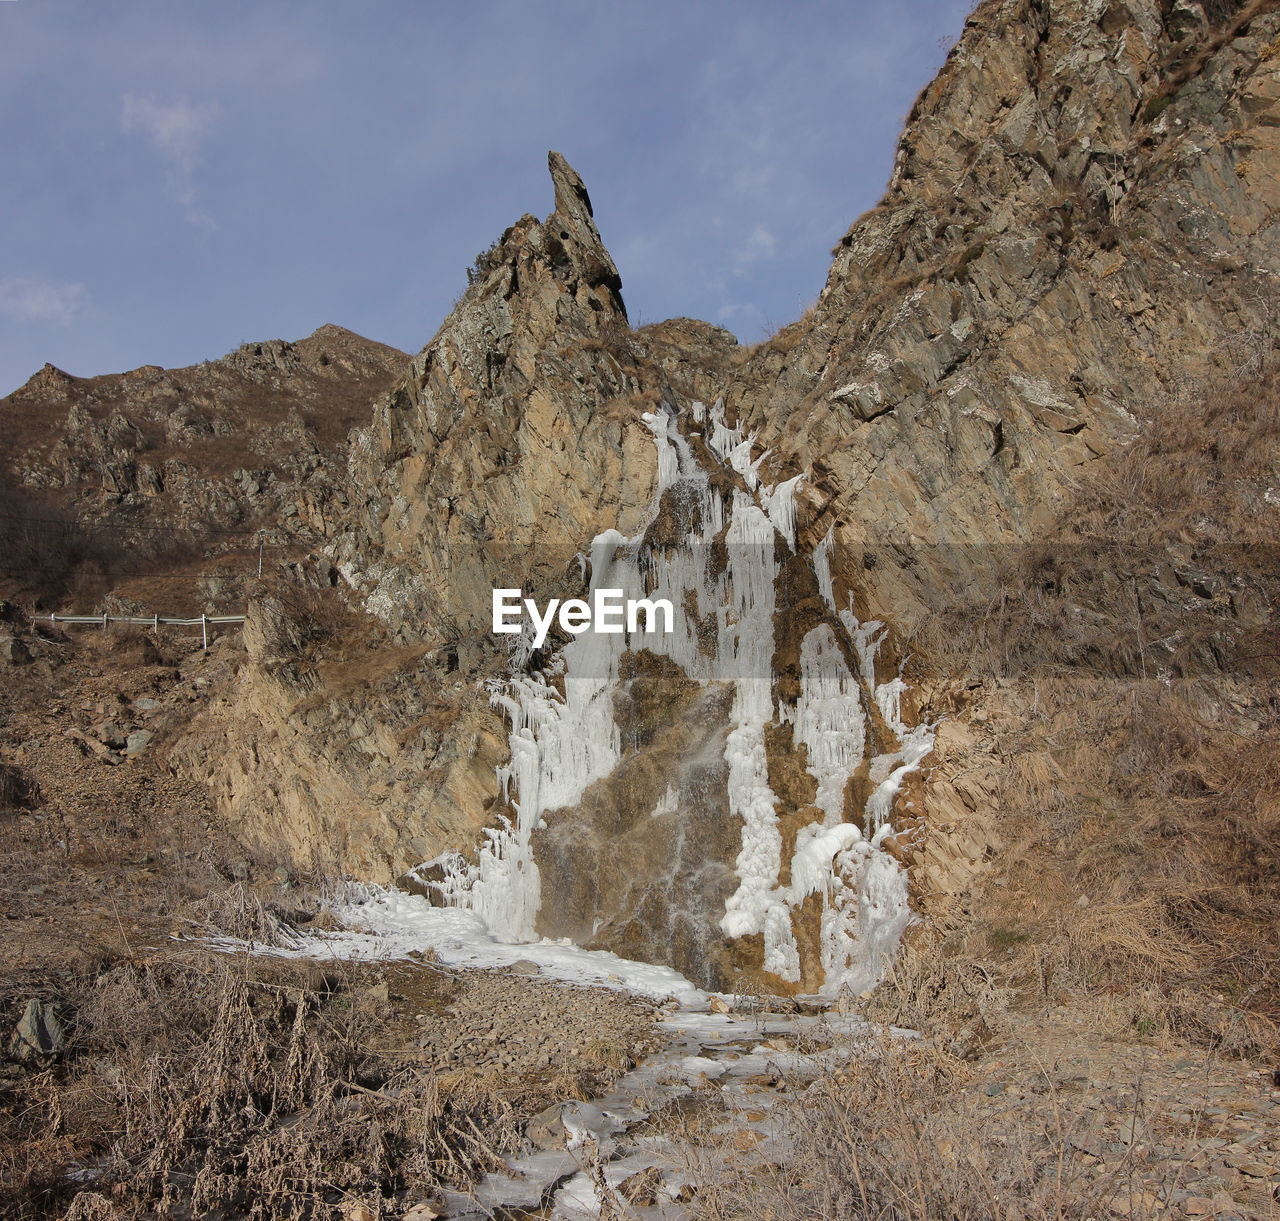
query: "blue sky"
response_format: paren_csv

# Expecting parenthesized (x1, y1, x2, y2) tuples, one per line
(0, 0, 971, 396)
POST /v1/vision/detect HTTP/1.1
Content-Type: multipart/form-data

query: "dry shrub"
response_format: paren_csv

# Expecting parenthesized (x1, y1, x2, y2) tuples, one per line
(59, 1196, 123, 1221)
(970, 676, 1280, 1052)
(0, 763, 39, 811)
(0, 957, 520, 1220)
(686, 1032, 1201, 1221)
(0, 459, 228, 612)
(272, 581, 364, 654)
(242, 575, 375, 669)
(907, 370, 1280, 1053)
(0, 474, 125, 608)
(864, 931, 1008, 1052)
(186, 881, 314, 950)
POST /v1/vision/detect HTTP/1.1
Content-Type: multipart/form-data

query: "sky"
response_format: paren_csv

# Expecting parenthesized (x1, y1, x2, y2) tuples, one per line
(0, 0, 972, 397)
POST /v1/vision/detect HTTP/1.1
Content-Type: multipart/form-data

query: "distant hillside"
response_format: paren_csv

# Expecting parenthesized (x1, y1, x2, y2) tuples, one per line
(0, 324, 407, 611)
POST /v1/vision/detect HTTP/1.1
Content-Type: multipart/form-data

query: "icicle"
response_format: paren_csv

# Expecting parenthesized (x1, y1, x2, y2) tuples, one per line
(650, 785, 679, 818)
(813, 524, 836, 611)
(642, 407, 680, 494)
(778, 625, 864, 823)
(705, 399, 742, 463)
(759, 471, 805, 551)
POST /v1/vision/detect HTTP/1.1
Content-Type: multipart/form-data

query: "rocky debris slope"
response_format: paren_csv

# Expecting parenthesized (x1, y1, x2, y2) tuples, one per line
(0, 607, 254, 990)
(409, 968, 658, 1079)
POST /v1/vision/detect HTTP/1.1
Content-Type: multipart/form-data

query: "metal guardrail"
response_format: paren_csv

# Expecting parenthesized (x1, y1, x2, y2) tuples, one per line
(47, 612, 246, 649)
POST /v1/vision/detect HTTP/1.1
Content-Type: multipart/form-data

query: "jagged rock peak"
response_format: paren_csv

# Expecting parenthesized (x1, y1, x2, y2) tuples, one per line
(543, 150, 624, 308)
(21, 363, 78, 395)
(549, 150, 596, 221)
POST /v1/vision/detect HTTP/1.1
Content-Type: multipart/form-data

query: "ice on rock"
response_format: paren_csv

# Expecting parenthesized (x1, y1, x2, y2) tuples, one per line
(778, 625, 865, 824)
(824, 828, 913, 995)
(436, 397, 932, 996)
(650, 784, 679, 818)
(759, 471, 805, 551)
(813, 524, 837, 611)
(642, 409, 680, 494)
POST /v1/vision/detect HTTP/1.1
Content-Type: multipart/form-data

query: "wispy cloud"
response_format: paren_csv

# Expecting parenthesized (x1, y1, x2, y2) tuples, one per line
(732, 224, 777, 276)
(121, 94, 220, 229)
(0, 276, 88, 326)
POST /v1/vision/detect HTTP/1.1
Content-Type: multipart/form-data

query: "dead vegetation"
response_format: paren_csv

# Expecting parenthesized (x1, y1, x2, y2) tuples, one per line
(907, 371, 1280, 1055)
(980, 677, 1280, 1053)
(0, 954, 525, 1220)
(0, 764, 39, 812)
(683, 1025, 1272, 1221)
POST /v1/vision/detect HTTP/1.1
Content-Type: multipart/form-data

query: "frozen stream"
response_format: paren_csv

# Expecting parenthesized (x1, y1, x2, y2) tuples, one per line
(441, 1007, 902, 1221)
(202, 885, 912, 1220)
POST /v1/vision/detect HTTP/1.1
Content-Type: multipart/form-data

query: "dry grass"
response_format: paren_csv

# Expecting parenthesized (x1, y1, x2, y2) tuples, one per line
(0, 953, 520, 1220)
(750, 301, 820, 358)
(261, 577, 377, 664)
(986, 678, 1280, 1052)
(906, 370, 1280, 1056)
(864, 932, 1009, 1055)
(683, 1030, 1251, 1221)
(671, 927, 1275, 1219)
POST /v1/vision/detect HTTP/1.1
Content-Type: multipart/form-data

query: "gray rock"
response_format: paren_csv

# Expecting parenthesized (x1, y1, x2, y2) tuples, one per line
(98, 723, 127, 750)
(525, 1101, 568, 1150)
(10, 999, 65, 1060)
(125, 730, 153, 757)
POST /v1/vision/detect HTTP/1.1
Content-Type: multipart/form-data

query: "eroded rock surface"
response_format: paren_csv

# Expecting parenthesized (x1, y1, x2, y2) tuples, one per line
(730, 0, 1280, 621)
(164, 4, 1280, 991)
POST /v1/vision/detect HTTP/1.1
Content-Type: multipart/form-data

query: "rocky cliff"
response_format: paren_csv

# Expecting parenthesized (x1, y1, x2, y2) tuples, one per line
(179, 0, 1280, 996)
(0, 325, 406, 610)
(730, 0, 1280, 617)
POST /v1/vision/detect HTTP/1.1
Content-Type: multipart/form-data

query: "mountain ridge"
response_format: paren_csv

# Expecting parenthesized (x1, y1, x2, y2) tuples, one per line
(4, 0, 1278, 1002)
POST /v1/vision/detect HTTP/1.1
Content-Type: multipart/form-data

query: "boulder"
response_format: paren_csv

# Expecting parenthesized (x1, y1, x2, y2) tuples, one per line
(9, 999, 65, 1060)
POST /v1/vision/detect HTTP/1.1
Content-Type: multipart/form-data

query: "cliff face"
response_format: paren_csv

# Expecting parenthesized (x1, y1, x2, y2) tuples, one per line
(733, 0, 1280, 617)
(181, 0, 1280, 995)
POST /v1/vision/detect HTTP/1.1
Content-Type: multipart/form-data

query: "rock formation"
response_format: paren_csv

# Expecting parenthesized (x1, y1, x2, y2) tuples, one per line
(731, 0, 1280, 619)
(15, 0, 1280, 997)
(0, 324, 407, 609)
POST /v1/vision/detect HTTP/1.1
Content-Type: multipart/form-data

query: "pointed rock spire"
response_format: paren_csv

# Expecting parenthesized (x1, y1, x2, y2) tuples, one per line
(549, 150, 596, 222)
(545, 150, 624, 312)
